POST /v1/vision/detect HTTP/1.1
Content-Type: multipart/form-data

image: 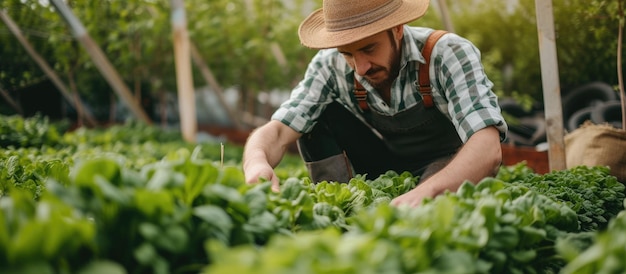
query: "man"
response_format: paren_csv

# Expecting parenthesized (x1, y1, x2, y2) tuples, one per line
(243, 0, 508, 207)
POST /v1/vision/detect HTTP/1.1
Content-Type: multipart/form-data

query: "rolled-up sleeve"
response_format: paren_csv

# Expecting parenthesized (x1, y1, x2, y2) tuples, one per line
(271, 51, 337, 134)
(432, 35, 508, 142)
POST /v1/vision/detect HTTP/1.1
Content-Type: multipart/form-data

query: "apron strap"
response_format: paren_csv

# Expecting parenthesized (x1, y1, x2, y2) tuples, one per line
(418, 30, 448, 108)
(353, 79, 369, 111)
(353, 29, 448, 111)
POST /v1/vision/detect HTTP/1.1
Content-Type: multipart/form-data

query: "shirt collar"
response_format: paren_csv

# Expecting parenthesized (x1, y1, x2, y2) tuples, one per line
(401, 25, 426, 66)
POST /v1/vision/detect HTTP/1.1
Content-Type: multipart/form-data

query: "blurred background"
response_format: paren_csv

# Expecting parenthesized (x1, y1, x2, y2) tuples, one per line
(0, 0, 623, 148)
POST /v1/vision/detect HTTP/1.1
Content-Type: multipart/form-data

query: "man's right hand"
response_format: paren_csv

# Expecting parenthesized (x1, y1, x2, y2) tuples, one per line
(244, 162, 280, 192)
(242, 120, 302, 193)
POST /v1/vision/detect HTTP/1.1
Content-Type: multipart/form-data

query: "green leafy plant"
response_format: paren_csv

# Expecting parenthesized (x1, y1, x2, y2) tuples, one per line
(0, 115, 624, 273)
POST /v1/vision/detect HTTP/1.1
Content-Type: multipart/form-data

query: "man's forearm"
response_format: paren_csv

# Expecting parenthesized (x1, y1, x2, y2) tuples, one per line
(243, 128, 282, 170)
(243, 120, 301, 170)
(422, 126, 502, 194)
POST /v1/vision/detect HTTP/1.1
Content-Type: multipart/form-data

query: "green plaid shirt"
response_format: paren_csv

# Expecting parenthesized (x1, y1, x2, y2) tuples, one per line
(272, 26, 507, 142)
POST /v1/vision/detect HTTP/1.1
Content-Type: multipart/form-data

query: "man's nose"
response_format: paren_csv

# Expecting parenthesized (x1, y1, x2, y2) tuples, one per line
(353, 55, 371, 77)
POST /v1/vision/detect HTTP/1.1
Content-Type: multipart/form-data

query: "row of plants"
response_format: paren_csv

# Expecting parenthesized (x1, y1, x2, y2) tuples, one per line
(0, 114, 625, 273)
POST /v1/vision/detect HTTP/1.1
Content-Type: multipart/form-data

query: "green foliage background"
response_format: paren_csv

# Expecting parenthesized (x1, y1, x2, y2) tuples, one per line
(0, 0, 623, 117)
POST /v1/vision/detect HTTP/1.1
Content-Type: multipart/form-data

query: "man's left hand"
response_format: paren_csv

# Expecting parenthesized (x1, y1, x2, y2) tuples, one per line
(390, 183, 437, 208)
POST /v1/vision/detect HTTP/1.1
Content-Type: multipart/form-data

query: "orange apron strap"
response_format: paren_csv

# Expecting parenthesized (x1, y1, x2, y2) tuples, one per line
(353, 78, 369, 111)
(418, 30, 448, 108)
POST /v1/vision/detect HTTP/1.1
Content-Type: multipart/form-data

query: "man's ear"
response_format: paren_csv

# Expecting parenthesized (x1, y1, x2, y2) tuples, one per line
(393, 25, 404, 41)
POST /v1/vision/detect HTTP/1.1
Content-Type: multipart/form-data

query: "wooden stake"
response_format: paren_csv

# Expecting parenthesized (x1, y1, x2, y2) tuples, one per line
(0, 9, 97, 126)
(0, 85, 22, 115)
(49, 0, 152, 125)
(220, 142, 224, 168)
(617, 1, 625, 130)
(171, 0, 197, 143)
(190, 42, 242, 129)
(436, 0, 455, 33)
(535, 0, 566, 171)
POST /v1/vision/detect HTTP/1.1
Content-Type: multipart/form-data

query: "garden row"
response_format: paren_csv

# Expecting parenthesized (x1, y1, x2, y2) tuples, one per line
(1, 114, 625, 274)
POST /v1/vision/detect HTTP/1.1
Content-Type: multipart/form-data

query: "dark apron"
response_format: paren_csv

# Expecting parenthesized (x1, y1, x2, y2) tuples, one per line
(367, 99, 462, 173)
(298, 99, 463, 182)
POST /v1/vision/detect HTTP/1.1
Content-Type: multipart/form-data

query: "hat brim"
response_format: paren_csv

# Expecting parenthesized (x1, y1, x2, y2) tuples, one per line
(298, 0, 430, 49)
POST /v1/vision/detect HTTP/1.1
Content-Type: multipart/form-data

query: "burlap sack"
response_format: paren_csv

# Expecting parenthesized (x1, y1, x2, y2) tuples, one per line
(565, 121, 626, 182)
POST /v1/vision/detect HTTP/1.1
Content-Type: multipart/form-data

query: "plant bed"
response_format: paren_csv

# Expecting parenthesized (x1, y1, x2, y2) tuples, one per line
(2, 115, 625, 273)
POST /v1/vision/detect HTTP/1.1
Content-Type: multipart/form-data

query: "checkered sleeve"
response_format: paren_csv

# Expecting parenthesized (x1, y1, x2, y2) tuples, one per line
(433, 34, 508, 142)
(271, 50, 337, 134)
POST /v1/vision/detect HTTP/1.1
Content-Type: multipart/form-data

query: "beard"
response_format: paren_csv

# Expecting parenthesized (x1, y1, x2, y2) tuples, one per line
(364, 30, 402, 91)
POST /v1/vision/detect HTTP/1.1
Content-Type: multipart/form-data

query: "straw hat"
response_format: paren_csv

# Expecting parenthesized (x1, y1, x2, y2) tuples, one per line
(298, 0, 430, 49)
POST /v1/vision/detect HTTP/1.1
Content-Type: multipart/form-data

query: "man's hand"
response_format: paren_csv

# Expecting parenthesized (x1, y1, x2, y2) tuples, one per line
(244, 162, 280, 192)
(390, 126, 502, 208)
(390, 182, 436, 207)
(242, 120, 303, 193)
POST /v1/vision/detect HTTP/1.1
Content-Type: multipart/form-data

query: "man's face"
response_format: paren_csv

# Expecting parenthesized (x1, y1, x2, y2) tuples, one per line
(337, 26, 403, 91)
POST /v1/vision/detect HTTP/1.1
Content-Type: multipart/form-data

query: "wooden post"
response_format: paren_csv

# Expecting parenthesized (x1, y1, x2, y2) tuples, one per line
(171, 0, 197, 142)
(0, 9, 97, 126)
(535, 0, 566, 171)
(270, 42, 288, 73)
(617, 2, 626, 130)
(436, 0, 455, 33)
(189, 41, 242, 129)
(49, 0, 152, 125)
(0, 85, 23, 115)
